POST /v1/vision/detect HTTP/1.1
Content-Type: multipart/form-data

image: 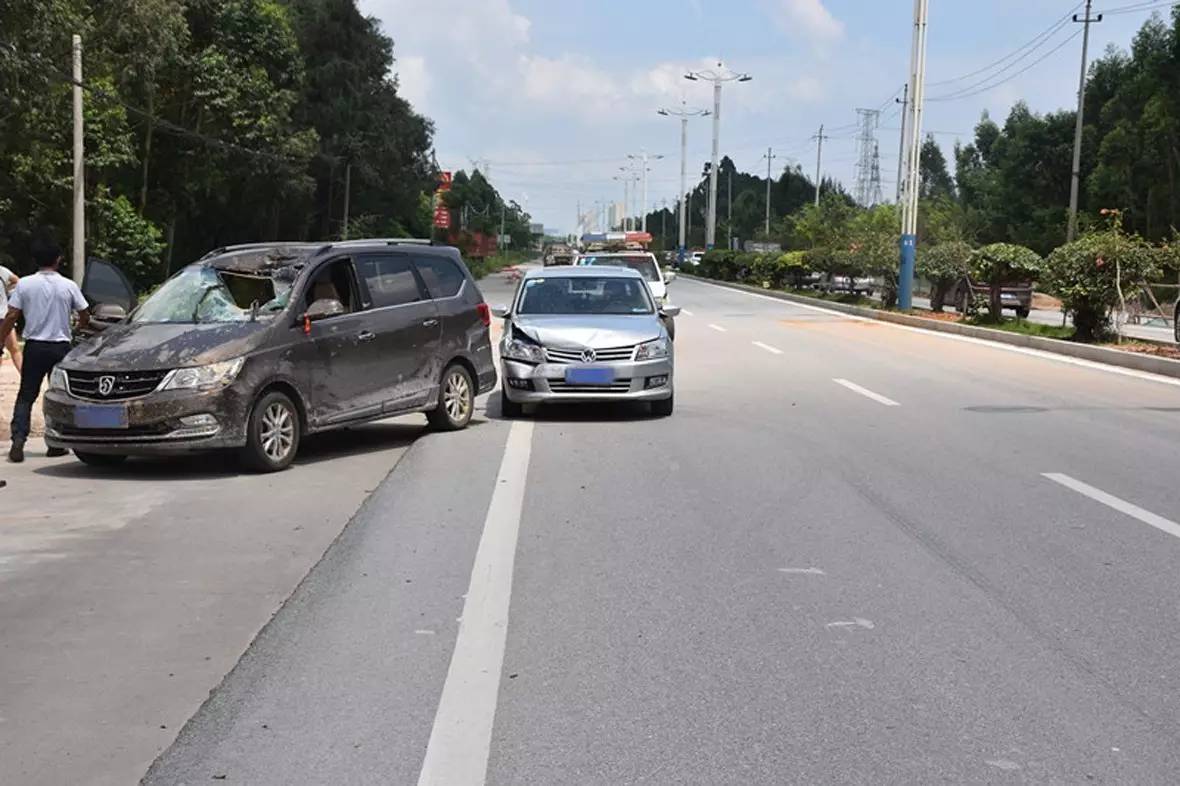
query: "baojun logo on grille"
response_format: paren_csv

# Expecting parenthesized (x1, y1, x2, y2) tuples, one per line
(97, 376, 116, 396)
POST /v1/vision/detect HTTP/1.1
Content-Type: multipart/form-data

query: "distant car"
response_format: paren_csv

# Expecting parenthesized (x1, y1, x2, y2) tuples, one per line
(545, 245, 577, 267)
(576, 251, 672, 305)
(44, 240, 496, 471)
(818, 275, 875, 297)
(688, 250, 705, 266)
(946, 276, 1033, 318)
(494, 266, 677, 417)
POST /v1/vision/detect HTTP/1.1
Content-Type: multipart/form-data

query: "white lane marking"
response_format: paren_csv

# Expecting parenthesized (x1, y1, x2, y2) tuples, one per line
(778, 567, 825, 575)
(680, 308, 694, 316)
(1042, 473, 1180, 541)
(683, 277, 1180, 390)
(752, 341, 783, 355)
(707, 323, 727, 333)
(417, 421, 535, 786)
(833, 378, 900, 407)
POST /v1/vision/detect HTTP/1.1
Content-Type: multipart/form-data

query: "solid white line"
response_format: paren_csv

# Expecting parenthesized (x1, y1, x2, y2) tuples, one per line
(752, 341, 783, 355)
(1042, 473, 1180, 541)
(682, 277, 1180, 390)
(708, 323, 727, 332)
(680, 308, 694, 316)
(833, 378, 900, 407)
(417, 421, 535, 786)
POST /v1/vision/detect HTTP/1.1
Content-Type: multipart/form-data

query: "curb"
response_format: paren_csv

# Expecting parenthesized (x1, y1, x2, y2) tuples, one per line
(682, 274, 1180, 381)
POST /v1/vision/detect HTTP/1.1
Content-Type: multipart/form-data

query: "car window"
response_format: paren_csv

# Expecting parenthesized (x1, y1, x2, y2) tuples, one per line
(354, 254, 424, 308)
(304, 258, 359, 314)
(516, 276, 653, 315)
(83, 258, 136, 311)
(414, 255, 465, 299)
(580, 255, 660, 282)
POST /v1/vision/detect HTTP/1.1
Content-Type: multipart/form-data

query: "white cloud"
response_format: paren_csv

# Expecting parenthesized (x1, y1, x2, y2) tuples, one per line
(519, 54, 620, 116)
(772, 0, 844, 42)
(394, 55, 430, 112)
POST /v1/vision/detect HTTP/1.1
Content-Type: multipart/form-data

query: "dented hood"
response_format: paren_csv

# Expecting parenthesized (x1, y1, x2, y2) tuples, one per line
(511, 314, 661, 349)
(64, 321, 273, 371)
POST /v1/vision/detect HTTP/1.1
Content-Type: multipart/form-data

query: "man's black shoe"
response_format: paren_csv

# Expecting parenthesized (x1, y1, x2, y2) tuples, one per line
(46, 447, 68, 458)
(8, 440, 25, 463)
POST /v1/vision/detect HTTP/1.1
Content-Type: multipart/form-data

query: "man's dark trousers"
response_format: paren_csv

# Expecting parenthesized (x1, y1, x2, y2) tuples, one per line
(10, 340, 70, 443)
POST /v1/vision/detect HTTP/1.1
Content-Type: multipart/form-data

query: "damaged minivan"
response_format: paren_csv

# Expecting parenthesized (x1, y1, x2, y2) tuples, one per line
(43, 240, 496, 471)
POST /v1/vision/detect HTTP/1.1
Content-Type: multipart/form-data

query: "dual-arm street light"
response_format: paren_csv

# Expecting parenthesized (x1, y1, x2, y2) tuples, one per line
(659, 101, 710, 263)
(685, 62, 752, 249)
(627, 150, 665, 233)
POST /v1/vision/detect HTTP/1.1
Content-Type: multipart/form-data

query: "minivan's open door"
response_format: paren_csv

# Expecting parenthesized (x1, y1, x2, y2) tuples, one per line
(81, 257, 138, 332)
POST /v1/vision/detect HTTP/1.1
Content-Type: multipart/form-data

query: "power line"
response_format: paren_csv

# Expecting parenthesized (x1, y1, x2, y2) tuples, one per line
(1100, 0, 1178, 13)
(928, 29, 1083, 102)
(927, 1, 1083, 87)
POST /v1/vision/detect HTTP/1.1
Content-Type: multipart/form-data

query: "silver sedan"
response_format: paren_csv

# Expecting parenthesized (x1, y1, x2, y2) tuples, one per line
(493, 266, 678, 416)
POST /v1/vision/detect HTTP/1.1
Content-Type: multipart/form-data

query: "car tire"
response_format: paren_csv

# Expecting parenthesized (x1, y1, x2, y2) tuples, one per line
(240, 391, 301, 472)
(500, 387, 523, 418)
(74, 451, 127, 468)
(1016, 307, 1030, 319)
(651, 392, 674, 417)
(428, 363, 475, 431)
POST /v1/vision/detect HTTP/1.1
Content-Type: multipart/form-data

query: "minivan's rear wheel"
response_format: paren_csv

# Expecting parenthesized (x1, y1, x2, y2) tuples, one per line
(500, 387, 523, 418)
(242, 391, 300, 472)
(74, 451, 127, 468)
(428, 364, 475, 431)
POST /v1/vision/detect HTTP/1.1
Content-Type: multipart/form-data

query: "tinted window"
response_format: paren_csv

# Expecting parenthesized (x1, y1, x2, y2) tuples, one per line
(516, 276, 653, 315)
(83, 258, 136, 311)
(414, 255, 466, 299)
(581, 255, 660, 282)
(355, 255, 423, 308)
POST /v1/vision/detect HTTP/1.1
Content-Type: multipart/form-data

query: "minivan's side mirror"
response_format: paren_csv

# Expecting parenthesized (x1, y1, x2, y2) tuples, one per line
(92, 303, 127, 323)
(491, 304, 510, 318)
(304, 298, 345, 322)
(660, 304, 682, 318)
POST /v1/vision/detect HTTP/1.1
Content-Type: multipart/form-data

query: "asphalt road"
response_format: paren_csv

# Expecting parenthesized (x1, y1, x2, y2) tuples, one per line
(111, 265, 1180, 783)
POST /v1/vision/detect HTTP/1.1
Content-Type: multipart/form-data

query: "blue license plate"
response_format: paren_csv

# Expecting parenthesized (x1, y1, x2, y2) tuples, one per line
(565, 367, 614, 385)
(74, 404, 129, 429)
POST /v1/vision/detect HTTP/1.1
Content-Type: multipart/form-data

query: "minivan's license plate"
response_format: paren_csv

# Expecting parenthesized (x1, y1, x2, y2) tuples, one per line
(565, 367, 614, 385)
(74, 404, 129, 429)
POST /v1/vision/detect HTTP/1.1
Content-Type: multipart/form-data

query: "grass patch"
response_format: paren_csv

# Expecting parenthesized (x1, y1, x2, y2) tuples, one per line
(964, 317, 1075, 340)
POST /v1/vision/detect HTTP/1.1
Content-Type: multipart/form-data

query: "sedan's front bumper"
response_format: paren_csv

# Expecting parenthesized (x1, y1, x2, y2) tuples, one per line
(501, 358, 673, 404)
(43, 385, 251, 455)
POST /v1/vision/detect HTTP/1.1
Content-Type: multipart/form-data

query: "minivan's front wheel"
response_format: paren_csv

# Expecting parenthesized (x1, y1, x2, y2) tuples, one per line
(242, 391, 300, 472)
(428, 364, 475, 431)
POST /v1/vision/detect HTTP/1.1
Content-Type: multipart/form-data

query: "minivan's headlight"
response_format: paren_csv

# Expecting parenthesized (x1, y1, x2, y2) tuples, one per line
(635, 337, 669, 360)
(49, 367, 68, 391)
(502, 338, 546, 364)
(160, 357, 245, 391)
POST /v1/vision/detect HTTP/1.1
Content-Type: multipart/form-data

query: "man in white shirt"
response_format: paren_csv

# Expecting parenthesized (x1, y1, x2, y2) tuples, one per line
(0, 263, 21, 372)
(0, 236, 90, 462)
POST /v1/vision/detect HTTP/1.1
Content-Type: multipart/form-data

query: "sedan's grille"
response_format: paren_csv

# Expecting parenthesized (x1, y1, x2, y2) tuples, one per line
(545, 345, 635, 364)
(66, 369, 169, 401)
(547, 379, 633, 394)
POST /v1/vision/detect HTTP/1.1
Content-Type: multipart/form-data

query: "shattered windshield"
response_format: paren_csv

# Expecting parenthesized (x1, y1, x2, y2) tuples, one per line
(131, 266, 291, 324)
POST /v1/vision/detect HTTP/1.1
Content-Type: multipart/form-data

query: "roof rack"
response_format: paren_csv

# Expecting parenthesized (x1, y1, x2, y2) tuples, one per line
(330, 237, 433, 247)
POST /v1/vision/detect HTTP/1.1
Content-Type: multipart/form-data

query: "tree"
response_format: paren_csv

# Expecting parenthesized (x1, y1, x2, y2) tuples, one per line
(919, 135, 955, 199)
(918, 241, 972, 311)
(969, 243, 1044, 321)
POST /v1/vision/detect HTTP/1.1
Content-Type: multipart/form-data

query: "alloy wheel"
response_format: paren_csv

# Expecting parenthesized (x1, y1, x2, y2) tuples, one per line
(443, 371, 472, 422)
(261, 402, 295, 462)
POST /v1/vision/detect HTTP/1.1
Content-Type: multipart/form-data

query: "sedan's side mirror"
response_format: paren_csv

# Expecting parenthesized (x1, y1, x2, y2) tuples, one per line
(660, 305, 682, 318)
(664, 270, 677, 283)
(491, 304, 511, 318)
(304, 298, 345, 322)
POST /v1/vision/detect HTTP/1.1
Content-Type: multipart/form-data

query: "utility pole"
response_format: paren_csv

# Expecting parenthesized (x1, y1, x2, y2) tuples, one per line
(812, 125, 829, 207)
(658, 102, 710, 264)
(762, 147, 777, 236)
(727, 166, 733, 249)
(341, 161, 351, 239)
(627, 150, 664, 232)
(1068, 0, 1102, 242)
(71, 34, 85, 285)
(661, 199, 668, 248)
(895, 83, 909, 203)
(614, 172, 629, 231)
(686, 62, 752, 249)
(899, 0, 930, 311)
(499, 202, 506, 251)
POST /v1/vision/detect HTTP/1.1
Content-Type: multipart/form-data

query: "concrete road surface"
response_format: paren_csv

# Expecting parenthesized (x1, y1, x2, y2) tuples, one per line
(32, 265, 1180, 783)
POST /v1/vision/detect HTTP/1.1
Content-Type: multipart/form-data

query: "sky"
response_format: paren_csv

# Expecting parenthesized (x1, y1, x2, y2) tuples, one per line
(357, 0, 1173, 235)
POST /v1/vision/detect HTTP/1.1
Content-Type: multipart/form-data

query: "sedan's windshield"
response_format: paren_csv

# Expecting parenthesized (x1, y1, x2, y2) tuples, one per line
(131, 266, 291, 324)
(516, 276, 654, 315)
(581, 255, 660, 282)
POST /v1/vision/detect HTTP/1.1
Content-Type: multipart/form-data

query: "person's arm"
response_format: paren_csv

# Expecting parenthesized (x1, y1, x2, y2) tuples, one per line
(0, 308, 21, 347)
(76, 308, 91, 331)
(71, 282, 91, 332)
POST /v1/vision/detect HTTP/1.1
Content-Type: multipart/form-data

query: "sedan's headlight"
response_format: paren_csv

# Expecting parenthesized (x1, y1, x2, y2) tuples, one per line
(502, 338, 546, 364)
(160, 357, 245, 391)
(49, 367, 68, 391)
(635, 337, 670, 360)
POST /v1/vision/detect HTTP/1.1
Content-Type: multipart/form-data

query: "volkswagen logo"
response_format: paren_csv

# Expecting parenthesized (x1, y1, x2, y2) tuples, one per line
(580, 348, 597, 363)
(97, 375, 116, 397)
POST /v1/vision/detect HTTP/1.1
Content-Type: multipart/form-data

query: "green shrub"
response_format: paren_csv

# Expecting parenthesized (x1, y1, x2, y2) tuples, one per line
(918, 241, 972, 311)
(1043, 212, 1160, 341)
(969, 242, 1043, 321)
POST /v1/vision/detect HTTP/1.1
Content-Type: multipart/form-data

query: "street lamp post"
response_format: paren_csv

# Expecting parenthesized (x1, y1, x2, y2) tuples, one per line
(685, 62, 751, 250)
(659, 101, 710, 265)
(898, 0, 929, 311)
(627, 150, 665, 233)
